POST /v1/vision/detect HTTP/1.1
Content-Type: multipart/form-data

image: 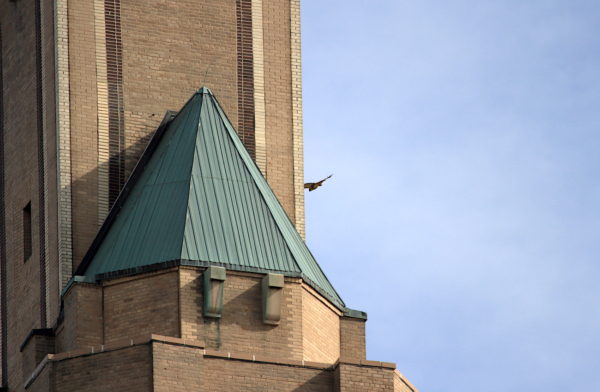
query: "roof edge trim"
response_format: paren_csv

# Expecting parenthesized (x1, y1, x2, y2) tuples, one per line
(75, 110, 177, 276)
(92, 259, 346, 311)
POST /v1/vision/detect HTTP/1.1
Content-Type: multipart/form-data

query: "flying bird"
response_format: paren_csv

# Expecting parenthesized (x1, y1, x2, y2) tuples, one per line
(304, 174, 333, 192)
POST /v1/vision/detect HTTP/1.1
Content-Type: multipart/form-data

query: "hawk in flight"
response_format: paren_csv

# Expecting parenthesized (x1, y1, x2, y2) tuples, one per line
(304, 174, 333, 192)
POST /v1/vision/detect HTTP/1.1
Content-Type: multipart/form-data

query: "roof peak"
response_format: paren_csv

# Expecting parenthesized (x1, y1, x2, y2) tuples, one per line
(197, 86, 213, 95)
(77, 89, 345, 309)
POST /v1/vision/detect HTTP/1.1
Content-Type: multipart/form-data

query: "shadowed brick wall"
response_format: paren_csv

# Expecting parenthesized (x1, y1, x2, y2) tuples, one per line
(0, 0, 58, 388)
(55, 284, 103, 353)
(29, 345, 152, 392)
(103, 270, 179, 345)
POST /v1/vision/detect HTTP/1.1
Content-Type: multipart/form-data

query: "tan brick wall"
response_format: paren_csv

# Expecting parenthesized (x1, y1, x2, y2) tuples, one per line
(394, 370, 419, 392)
(340, 316, 366, 361)
(179, 268, 203, 341)
(336, 363, 396, 392)
(201, 352, 333, 392)
(52, 345, 151, 392)
(23, 335, 416, 392)
(55, 0, 74, 291)
(263, 0, 296, 222)
(302, 284, 341, 363)
(0, 2, 47, 388)
(180, 268, 304, 360)
(54, 268, 348, 366)
(93, 0, 110, 225)
(55, 283, 103, 353)
(40, 0, 61, 327)
(27, 338, 338, 392)
(103, 270, 179, 344)
(152, 342, 203, 391)
(252, 0, 267, 175)
(67, 1, 100, 267)
(290, 0, 305, 238)
(109, 268, 347, 363)
(119, 0, 239, 177)
(153, 341, 333, 392)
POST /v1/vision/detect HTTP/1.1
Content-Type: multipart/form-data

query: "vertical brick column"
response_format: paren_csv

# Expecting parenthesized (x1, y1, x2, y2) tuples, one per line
(0, 23, 7, 387)
(290, 0, 305, 238)
(105, 0, 126, 207)
(57, 283, 103, 353)
(340, 316, 367, 362)
(55, 0, 74, 291)
(35, 0, 48, 329)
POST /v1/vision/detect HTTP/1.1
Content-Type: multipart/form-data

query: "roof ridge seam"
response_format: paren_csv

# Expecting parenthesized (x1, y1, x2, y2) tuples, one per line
(178, 93, 204, 259)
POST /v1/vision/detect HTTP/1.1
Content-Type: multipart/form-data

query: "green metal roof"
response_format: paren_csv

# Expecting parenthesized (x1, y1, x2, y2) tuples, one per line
(77, 88, 344, 309)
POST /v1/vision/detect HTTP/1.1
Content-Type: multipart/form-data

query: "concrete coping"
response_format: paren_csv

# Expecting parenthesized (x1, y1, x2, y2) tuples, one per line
(60, 275, 98, 297)
(336, 359, 397, 369)
(343, 308, 368, 320)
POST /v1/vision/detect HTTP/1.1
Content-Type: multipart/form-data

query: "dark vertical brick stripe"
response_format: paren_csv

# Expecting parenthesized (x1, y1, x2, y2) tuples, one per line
(105, 0, 125, 206)
(0, 23, 7, 387)
(236, 0, 255, 158)
(34, 0, 47, 329)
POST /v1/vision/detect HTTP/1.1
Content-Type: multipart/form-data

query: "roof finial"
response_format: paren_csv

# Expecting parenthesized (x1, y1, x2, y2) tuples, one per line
(202, 59, 216, 88)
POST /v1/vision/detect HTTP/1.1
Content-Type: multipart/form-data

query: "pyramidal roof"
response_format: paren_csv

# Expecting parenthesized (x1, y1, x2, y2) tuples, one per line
(76, 88, 344, 309)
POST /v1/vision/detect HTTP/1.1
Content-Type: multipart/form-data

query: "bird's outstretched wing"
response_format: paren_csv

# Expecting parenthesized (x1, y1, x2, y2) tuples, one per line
(304, 174, 333, 192)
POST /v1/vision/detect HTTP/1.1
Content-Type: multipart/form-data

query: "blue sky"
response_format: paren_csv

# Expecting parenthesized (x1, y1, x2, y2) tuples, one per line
(300, 1, 600, 391)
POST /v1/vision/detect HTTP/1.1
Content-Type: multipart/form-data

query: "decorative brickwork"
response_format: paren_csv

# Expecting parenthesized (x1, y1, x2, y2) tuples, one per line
(105, 0, 126, 207)
(68, 0, 101, 270)
(236, 0, 256, 158)
(252, 0, 267, 174)
(94, 0, 110, 225)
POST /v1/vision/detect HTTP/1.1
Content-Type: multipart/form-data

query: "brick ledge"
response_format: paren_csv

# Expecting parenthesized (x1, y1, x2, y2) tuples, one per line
(27, 334, 403, 388)
(24, 334, 400, 389)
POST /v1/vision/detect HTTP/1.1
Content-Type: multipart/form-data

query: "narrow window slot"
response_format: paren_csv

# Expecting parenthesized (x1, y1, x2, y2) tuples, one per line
(23, 202, 32, 261)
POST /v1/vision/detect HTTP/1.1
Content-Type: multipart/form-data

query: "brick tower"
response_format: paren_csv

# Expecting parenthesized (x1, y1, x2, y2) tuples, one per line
(0, 1, 417, 391)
